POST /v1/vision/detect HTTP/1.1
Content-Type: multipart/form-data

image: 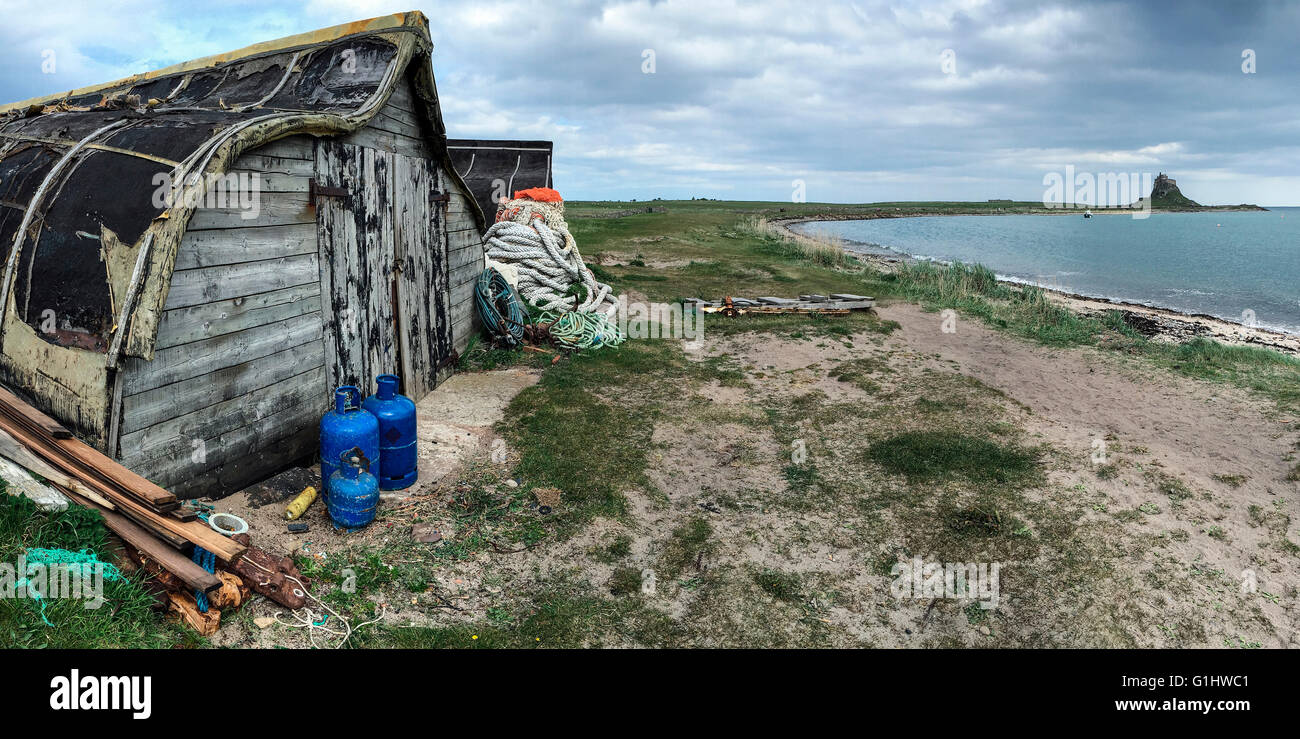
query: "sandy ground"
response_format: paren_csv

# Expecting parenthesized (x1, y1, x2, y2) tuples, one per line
(205, 303, 1297, 648)
(874, 302, 1299, 646)
(635, 304, 1298, 647)
(205, 368, 539, 646)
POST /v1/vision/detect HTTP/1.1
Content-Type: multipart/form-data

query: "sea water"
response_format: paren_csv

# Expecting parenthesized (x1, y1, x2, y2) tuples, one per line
(795, 208, 1300, 334)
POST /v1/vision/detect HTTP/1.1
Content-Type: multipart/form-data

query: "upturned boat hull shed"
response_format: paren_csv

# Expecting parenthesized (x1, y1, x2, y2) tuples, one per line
(0, 12, 487, 497)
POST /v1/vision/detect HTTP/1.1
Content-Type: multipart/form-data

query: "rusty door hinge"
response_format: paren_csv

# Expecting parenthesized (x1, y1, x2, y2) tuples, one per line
(309, 178, 350, 204)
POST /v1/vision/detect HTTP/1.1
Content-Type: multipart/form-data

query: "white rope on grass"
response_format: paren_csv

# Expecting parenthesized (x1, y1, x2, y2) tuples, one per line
(241, 554, 385, 649)
(269, 572, 386, 649)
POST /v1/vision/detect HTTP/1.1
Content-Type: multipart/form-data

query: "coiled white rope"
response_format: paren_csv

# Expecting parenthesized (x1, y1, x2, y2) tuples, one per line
(483, 203, 618, 317)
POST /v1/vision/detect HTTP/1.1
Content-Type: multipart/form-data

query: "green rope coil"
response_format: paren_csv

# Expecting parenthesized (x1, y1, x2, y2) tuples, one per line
(539, 309, 625, 351)
(475, 267, 528, 347)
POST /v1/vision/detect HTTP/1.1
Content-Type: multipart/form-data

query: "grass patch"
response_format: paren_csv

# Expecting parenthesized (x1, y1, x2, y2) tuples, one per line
(737, 216, 860, 270)
(456, 336, 553, 372)
(1154, 339, 1300, 410)
(828, 356, 893, 393)
(0, 495, 198, 648)
(357, 587, 682, 649)
(657, 516, 714, 580)
(565, 202, 901, 306)
(1147, 471, 1194, 502)
(865, 431, 1041, 485)
(942, 502, 1027, 539)
(594, 534, 633, 563)
(782, 463, 821, 493)
(753, 568, 804, 602)
(896, 261, 1100, 346)
(608, 567, 643, 596)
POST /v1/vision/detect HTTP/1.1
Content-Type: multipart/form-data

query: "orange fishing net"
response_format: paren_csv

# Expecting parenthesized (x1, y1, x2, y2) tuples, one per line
(513, 187, 563, 203)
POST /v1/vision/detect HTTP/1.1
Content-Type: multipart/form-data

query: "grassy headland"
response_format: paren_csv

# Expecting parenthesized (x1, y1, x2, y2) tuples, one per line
(3, 199, 1296, 648)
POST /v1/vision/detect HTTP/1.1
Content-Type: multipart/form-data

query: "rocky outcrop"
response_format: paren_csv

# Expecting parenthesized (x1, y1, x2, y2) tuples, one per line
(1149, 172, 1200, 208)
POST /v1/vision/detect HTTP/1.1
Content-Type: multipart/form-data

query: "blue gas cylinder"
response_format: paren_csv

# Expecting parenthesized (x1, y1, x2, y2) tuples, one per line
(327, 448, 379, 527)
(319, 386, 379, 491)
(361, 374, 418, 490)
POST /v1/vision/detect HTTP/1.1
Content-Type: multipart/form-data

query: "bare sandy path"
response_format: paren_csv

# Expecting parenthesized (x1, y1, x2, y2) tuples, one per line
(876, 302, 1296, 487)
(876, 302, 1299, 647)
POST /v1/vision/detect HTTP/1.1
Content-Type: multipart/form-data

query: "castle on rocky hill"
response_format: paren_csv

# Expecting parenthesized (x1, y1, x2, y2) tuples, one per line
(1151, 173, 1180, 198)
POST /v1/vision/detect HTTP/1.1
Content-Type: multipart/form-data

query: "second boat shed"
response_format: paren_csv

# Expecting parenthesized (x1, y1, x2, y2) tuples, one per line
(0, 12, 487, 497)
(447, 139, 554, 222)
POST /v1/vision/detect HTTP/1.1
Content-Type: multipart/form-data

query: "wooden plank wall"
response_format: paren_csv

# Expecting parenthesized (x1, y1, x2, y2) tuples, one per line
(113, 74, 483, 498)
(116, 134, 323, 498)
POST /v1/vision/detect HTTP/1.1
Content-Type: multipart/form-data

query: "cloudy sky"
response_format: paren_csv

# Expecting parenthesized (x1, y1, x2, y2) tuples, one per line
(2, 0, 1297, 205)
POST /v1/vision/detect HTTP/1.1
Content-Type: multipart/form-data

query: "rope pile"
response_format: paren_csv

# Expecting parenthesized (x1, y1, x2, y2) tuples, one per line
(538, 309, 622, 351)
(482, 188, 623, 351)
(271, 571, 386, 649)
(484, 189, 620, 316)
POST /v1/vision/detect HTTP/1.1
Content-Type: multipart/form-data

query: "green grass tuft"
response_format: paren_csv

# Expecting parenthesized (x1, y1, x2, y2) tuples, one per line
(865, 431, 1041, 484)
(754, 569, 804, 602)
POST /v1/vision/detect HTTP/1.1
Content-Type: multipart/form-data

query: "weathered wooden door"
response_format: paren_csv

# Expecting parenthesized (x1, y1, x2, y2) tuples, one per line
(315, 140, 450, 400)
(390, 152, 451, 399)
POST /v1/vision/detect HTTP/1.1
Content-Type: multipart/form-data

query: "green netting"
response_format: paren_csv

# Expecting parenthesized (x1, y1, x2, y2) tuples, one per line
(18, 548, 125, 626)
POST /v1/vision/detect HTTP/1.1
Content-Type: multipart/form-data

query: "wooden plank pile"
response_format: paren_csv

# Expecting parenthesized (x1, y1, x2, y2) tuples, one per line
(686, 294, 874, 316)
(0, 385, 308, 635)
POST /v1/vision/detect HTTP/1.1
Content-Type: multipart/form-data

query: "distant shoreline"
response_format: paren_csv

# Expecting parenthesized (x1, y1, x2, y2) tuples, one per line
(772, 213, 1300, 355)
(771, 203, 1268, 226)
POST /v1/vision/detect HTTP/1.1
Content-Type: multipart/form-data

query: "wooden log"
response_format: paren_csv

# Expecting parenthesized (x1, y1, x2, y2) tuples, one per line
(120, 543, 190, 595)
(208, 571, 249, 610)
(226, 533, 308, 609)
(167, 592, 221, 636)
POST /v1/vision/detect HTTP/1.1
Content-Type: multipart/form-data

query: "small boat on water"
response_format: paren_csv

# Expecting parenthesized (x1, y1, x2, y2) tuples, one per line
(1084, 209, 1092, 218)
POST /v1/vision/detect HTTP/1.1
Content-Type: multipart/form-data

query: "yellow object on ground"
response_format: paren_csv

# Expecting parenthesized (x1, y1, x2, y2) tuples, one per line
(285, 486, 319, 520)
